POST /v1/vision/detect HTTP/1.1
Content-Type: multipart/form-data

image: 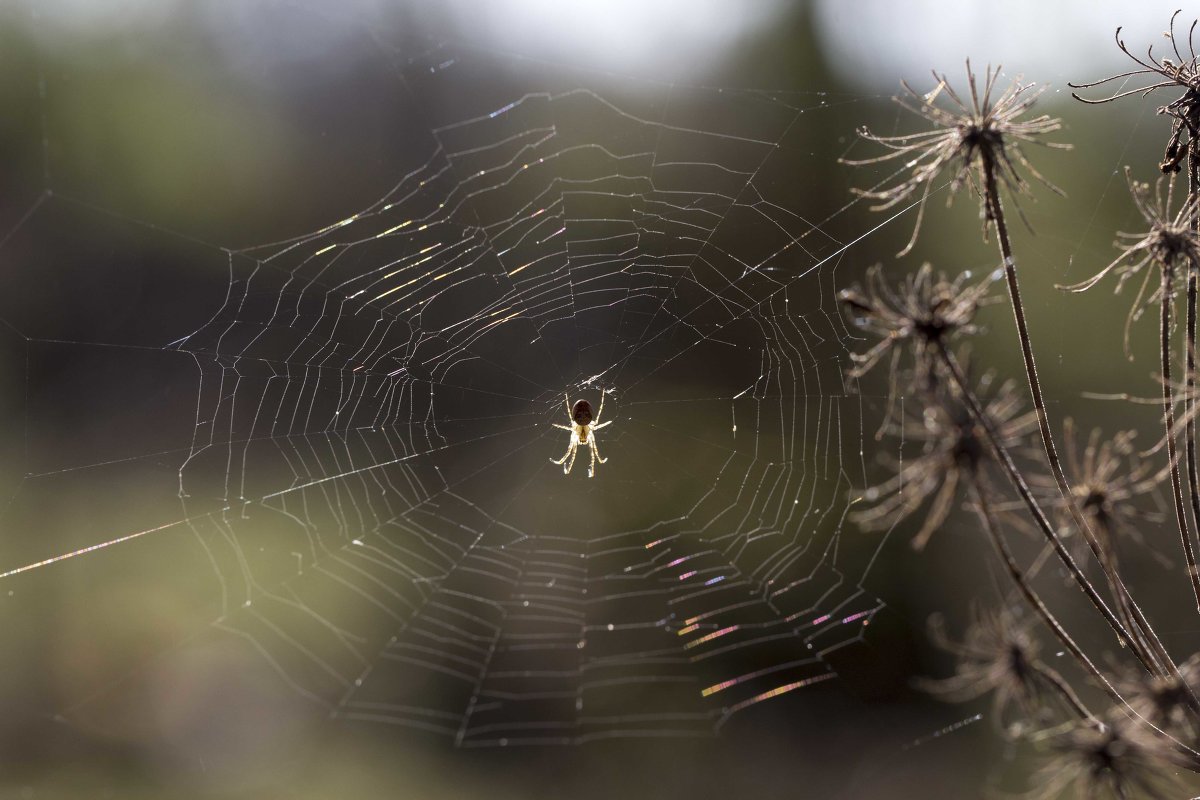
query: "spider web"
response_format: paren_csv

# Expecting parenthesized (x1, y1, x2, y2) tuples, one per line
(0, 39, 890, 749)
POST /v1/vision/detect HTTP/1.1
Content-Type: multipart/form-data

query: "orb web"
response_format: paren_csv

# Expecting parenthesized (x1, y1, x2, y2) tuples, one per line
(0, 43, 886, 747)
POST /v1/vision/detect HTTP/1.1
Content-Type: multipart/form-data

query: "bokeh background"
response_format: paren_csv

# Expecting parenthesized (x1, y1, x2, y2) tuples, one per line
(0, 1, 1196, 798)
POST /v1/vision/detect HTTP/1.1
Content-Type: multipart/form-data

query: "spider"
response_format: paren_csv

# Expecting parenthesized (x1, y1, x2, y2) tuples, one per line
(550, 393, 612, 477)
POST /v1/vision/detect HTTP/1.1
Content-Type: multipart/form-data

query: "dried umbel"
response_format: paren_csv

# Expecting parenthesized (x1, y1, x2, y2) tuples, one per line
(852, 374, 1036, 550)
(842, 15, 1200, 799)
(1071, 11, 1200, 174)
(1065, 426, 1154, 535)
(923, 607, 1071, 735)
(1121, 653, 1200, 740)
(1058, 168, 1200, 353)
(839, 263, 996, 427)
(844, 61, 1066, 255)
(1030, 715, 1187, 800)
(1041, 420, 1165, 566)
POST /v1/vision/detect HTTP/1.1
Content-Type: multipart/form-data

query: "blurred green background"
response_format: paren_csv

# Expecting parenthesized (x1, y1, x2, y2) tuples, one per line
(0, 1, 1196, 798)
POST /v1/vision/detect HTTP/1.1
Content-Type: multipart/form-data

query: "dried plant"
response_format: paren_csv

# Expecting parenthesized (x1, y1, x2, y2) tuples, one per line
(838, 263, 996, 431)
(1057, 166, 1200, 612)
(1030, 716, 1188, 800)
(840, 12, 1200, 799)
(844, 61, 1066, 256)
(1040, 420, 1166, 568)
(845, 57, 1092, 626)
(1120, 654, 1200, 740)
(922, 607, 1082, 735)
(1070, 10, 1200, 174)
(1059, 167, 1200, 354)
(1072, 19, 1200, 625)
(852, 374, 1035, 551)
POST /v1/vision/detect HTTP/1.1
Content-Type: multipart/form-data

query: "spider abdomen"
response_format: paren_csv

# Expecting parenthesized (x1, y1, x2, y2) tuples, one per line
(572, 399, 593, 425)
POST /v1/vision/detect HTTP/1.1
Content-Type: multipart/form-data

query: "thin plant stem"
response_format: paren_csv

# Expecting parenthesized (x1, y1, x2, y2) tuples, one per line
(979, 147, 1061, 501)
(979, 148, 1185, 682)
(1187, 273, 1198, 573)
(1162, 265, 1200, 612)
(970, 481, 1109, 718)
(1187, 140, 1200, 614)
(934, 340, 1140, 661)
(972, 487, 1200, 770)
(1034, 663, 1098, 727)
(1094, 515, 1162, 680)
(944, 340, 1200, 727)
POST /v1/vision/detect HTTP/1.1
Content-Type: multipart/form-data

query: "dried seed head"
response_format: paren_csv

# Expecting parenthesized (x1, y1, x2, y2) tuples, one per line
(843, 61, 1066, 256)
(839, 263, 998, 415)
(922, 606, 1058, 735)
(852, 373, 1035, 550)
(1120, 653, 1200, 739)
(1035, 420, 1165, 567)
(1030, 715, 1187, 800)
(1070, 11, 1200, 174)
(1058, 167, 1200, 356)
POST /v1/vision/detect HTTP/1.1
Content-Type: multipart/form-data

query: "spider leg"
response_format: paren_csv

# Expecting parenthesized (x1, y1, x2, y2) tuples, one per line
(588, 441, 597, 478)
(553, 423, 572, 431)
(594, 391, 605, 424)
(564, 442, 578, 475)
(592, 420, 611, 431)
(564, 393, 573, 421)
(551, 440, 575, 466)
(591, 437, 607, 469)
